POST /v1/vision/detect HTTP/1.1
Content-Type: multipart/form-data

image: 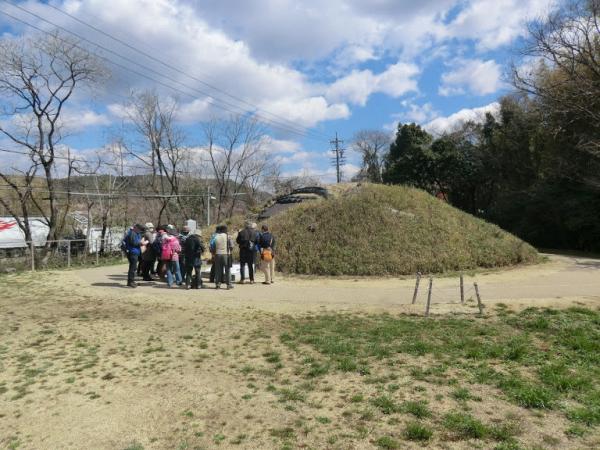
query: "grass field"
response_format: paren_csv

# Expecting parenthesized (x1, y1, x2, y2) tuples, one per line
(1, 270, 599, 449)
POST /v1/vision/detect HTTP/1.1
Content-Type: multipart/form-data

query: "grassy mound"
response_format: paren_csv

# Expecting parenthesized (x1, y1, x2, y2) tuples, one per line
(267, 183, 538, 276)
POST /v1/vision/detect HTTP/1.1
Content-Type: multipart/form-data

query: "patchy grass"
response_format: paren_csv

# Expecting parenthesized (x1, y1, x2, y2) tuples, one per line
(1, 270, 599, 450)
(281, 306, 600, 437)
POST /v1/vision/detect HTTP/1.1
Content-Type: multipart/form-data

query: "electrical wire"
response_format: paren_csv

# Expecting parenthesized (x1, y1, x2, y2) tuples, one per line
(0, 185, 212, 198)
(43, 1, 332, 141)
(0, 1, 330, 143)
(0, 147, 335, 180)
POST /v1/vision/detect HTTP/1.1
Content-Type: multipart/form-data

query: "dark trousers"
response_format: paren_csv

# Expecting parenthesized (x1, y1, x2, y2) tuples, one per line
(127, 253, 139, 283)
(214, 254, 231, 286)
(185, 257, 202, 288)
(239, 249, 254, 281)
(141, 258, 155, 280)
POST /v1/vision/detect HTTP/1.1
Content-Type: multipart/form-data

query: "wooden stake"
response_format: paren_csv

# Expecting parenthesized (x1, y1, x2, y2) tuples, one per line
(425, 277, 433, 316)
(67, 240, 71, 268)
(474, 282, 484, 314)
(412, 272, 421, 304)
(460, 275, 464, 304)
(30, 242, 35, 272)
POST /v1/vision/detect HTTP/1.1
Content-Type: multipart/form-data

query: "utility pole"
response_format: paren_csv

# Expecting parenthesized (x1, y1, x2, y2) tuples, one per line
(206, 186, 215, 227)
(330, 132, 345, 183)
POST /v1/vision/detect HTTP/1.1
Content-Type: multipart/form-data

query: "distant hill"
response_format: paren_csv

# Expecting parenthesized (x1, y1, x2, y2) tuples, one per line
(267, 183, 538, 276)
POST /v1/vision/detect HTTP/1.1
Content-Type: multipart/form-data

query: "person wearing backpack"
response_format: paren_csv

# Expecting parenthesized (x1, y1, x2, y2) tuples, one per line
(161, 229, 182, 287)
(236, 221, 256, 284)
(123, 223, 146, 288)
(183, 229, 206, 289)
(258, 224, 276, 285)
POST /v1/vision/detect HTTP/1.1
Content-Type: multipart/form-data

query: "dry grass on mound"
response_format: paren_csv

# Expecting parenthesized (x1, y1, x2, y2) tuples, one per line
(266, 184, 538, 276)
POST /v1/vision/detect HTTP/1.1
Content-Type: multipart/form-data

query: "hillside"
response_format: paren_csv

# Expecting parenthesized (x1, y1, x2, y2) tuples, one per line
(267, 183, 538, 276)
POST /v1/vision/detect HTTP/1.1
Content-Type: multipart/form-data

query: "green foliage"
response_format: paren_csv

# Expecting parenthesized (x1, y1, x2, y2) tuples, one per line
(443, 412, 488, 439)
(400, 400, 431, 418)
(371, 395, 400, 414)
(403, 422, 433, 441)
(375, 435, 402, 448)
(382, 123, 433, 187)
(268, 183, 537, 276)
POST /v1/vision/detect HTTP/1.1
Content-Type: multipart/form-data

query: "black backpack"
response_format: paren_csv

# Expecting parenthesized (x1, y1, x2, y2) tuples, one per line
(238, 229, 254, 251)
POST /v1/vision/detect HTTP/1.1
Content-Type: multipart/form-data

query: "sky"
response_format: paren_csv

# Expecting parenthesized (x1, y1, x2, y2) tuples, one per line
(0, 0, 557, 182)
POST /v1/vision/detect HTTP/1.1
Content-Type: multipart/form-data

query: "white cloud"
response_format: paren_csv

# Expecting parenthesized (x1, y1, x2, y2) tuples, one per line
(326, 62, 419, 106)
(439, 59, 503, 96)
(446, 0, 553, 50)
(402, 102, 439, 124)
(59, 109, 111, 131)
(425, 102, 500, 134)
(0, 0, 559, 176)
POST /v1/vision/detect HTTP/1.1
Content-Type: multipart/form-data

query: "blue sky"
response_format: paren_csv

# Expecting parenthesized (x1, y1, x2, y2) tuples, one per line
(0, 0, 556, 182)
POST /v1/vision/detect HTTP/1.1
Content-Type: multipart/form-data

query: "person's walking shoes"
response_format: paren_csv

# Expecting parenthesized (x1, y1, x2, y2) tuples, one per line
(127, 281, 137, 288)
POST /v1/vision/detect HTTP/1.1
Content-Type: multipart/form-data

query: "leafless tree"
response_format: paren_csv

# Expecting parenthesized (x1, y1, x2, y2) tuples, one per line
(202, 115, 272, 221)
(351, 130, 391, 183)
(124, 90, 189, 225)
(268, 167, 321, 196)
(513, 0, 600, 153)
(0, 31, 106, 244)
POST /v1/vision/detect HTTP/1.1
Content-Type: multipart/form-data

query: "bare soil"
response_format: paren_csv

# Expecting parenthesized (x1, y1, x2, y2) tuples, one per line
(0, 254, 599, 449)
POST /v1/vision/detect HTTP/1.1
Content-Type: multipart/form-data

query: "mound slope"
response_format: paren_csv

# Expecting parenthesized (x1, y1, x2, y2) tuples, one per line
(268, 184, 538, 276)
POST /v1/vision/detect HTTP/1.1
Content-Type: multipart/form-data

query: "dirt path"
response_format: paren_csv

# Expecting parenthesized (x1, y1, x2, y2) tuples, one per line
(73, 254, 600, 314)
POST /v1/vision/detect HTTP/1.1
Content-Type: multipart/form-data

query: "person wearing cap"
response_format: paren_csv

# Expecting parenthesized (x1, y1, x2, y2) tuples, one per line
(123, 223, 146, 288)
(183, 228, 206, 289)
(140, 222, 156, 281)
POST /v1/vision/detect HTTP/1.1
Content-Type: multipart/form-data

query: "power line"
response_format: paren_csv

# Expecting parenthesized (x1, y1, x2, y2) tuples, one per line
(43, 1, 331, 142)
(0, 1, 329, 143)
(0, 147, 335, 182)
(0, 185, 213, 198)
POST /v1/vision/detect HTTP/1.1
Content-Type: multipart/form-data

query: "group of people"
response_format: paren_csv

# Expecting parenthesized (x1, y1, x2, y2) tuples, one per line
(121, 221, 276, 290)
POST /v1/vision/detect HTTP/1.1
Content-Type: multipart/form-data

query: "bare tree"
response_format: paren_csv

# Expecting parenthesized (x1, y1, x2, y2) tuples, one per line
(351, 130, 391, 183)
(513, 0, 600, 153)
(124, 91, 189, 225)
(0, 31, 106, 244)
(268, 167, 321, 196)
(202, 115, 270, 221)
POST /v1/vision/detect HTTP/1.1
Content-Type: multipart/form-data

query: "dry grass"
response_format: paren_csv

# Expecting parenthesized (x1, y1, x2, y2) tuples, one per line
(267, 183, 538, 276)
(1, 270, 599, 449)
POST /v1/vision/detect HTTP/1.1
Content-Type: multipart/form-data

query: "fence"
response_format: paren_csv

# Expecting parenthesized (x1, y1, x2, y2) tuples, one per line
(411, 273, 485, 316)
(0, 238, 124, 273)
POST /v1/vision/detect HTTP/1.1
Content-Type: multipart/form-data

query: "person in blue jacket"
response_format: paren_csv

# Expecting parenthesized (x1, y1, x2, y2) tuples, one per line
(123, 223, 146, 288)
